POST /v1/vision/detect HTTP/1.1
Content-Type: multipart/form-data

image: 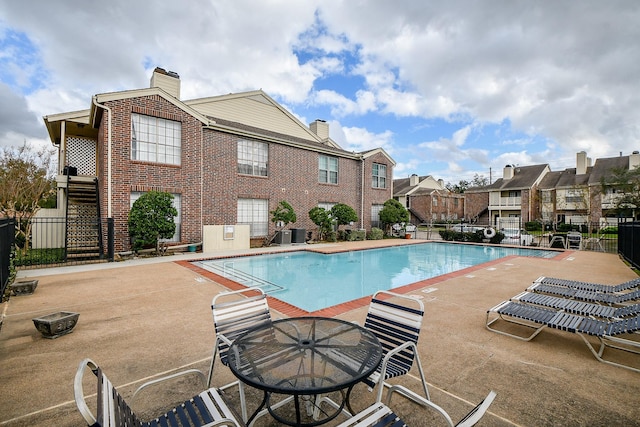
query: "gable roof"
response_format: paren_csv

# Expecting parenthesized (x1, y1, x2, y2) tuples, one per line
(91, 87, 212, 127)
(588, 155, 630, 185)
(484, 164, 550, 191)
(185, 90, 328, 145)
(393, 175, 445, 197)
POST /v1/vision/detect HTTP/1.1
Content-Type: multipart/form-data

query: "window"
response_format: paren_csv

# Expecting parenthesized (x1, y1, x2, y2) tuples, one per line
(432, 197, 438, 207)
(372, 163, 387, 188)
(130, 192, 181, 242)
(319, 155, 338, 184)
(453, 198, 459, 207)
(318, 202, 336, 211)
(238, 140, 268, 176)
(131, 113, 181, 165)
(238, 198, 268, 237)
(371, 204, 384, 229)
(565, 189, 584, 204)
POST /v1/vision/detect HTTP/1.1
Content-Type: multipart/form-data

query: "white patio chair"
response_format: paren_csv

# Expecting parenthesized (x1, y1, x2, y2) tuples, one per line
(208, 287, 272, 422)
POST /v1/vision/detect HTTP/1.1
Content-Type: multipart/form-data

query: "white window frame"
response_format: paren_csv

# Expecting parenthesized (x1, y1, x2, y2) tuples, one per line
(237, 139, 268, 176)
(130, 192, 181, 242)
(131, 113, 181, 165)
(319, 155, 338, 184)
(238, 198, 268, 237)
(372, 163, 387, 189)
(371, 204, 384, 228)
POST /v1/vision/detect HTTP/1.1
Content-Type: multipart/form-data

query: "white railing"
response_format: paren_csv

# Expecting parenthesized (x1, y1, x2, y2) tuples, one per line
(489, 195, 521, 207)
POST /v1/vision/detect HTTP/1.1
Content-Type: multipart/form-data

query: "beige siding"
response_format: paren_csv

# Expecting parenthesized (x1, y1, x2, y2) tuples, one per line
(187, 94, 318, 141)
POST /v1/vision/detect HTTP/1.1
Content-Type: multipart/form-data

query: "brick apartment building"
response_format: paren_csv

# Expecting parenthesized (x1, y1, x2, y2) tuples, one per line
(393, 174, 465, 224)
(43, 68, 394, 253)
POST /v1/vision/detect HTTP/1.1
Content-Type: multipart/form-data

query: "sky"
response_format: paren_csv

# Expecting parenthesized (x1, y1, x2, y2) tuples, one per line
(1, 0, 639, 184)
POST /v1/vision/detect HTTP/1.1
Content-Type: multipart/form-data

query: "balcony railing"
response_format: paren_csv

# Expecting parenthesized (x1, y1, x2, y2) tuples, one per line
(489, 195, 521, 207)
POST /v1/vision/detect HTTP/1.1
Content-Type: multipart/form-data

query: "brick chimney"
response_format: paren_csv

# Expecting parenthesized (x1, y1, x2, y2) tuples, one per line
(150, 67, 180, 99)
(310, 119, 329, 141)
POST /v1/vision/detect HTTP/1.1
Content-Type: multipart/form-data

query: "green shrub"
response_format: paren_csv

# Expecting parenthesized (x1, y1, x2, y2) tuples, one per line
(368, 227, 384, 240)
(524, 221, 542, 231)
(348, 229, 366, 241)
(600, 226, 618, 235)
(128, 191, 177, 251)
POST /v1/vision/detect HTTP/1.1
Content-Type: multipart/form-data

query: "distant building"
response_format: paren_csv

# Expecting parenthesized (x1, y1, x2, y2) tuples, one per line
(393, 174, 464, 224)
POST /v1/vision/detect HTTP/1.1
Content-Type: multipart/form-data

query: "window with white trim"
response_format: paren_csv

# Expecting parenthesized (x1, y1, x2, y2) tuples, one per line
(371, 204, 384, 228)
(372, 163, 387, 188)
(131, 113, 181, 165)
(238, 198, 268, 237)
(238, 140, 268, 176)
(130, 192, 181, 242)
(319, 155, 338, 184)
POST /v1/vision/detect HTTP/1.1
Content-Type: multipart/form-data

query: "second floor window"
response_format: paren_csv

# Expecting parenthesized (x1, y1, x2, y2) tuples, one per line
(372, 163, 387, 188)
(131, 113, 181, 165)
(238, 140, 268, 176)
(319, 155, 338, 184)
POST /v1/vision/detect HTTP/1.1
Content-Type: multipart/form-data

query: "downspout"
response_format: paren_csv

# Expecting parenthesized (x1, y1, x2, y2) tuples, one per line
(360, 155, 365, 229)
(92, 96, 112, 217)
(200, 127, 204, 242)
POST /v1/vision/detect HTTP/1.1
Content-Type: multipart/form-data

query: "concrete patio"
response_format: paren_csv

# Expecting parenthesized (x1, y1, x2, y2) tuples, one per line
(1, 239, 639, 426)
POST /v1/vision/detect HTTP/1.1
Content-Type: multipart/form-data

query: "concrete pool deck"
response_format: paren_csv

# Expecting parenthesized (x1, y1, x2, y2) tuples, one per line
(1, 239, 639, 426)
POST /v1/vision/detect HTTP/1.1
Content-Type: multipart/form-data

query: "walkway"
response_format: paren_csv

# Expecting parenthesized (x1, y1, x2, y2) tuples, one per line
(1, 240, 638, 426)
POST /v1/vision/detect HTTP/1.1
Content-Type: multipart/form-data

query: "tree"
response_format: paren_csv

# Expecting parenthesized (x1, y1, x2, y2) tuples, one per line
(330, 203, 358, 231)
(601, 165, 640, 219)
(0, 143, 56, 253)
(128, 191, 177, 252)
(379, 199, 410, 235)
(270, 200, 297, 229)
(446, 173, 489, 193)
(309, 207, 332, 241)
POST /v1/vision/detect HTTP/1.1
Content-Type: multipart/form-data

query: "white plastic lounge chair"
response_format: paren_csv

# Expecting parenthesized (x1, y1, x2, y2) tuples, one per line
(362, 291, 429, 403)
(583, 234, 605, 251)
(74, 358, 242, 427)
(208, 287, 272, 422)
(336, 384, 496, 427)
(512, 291, 640, 319)
(566, 231, 582, 250)
(533, 275, 640, 293)
(486, 300, 640, 373)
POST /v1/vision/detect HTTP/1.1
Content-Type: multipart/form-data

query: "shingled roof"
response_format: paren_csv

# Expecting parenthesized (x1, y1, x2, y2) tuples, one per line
(484, 164, 550, 191)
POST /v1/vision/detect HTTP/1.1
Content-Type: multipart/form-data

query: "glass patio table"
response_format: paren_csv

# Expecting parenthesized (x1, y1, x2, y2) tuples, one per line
(227, 316, 382, 427)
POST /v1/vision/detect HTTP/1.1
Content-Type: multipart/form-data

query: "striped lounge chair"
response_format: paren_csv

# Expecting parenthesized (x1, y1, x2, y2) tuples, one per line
(486, 300, 640, 373)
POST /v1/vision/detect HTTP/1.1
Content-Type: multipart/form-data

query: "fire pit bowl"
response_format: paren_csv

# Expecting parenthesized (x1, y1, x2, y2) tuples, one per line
(32, 312, 79, 339)
(11, 279, 38, 295)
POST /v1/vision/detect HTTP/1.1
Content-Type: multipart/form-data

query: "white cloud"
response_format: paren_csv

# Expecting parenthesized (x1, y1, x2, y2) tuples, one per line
(1, 0, 639, 175)
(341, 126, 395, 153)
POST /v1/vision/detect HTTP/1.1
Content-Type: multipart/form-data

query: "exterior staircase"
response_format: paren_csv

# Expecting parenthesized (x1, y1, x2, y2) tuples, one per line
(65, 177, 103, 261)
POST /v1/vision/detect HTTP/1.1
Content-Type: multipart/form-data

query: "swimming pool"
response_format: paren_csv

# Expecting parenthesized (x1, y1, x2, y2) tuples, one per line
(194, 242, 557, 312)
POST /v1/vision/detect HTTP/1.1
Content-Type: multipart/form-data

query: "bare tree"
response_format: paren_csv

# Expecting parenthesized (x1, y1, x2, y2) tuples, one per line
(0, 143, 56, 252)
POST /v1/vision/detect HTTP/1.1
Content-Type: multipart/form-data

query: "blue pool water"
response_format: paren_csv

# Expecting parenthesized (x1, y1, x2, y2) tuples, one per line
(194, 242, 557, 312)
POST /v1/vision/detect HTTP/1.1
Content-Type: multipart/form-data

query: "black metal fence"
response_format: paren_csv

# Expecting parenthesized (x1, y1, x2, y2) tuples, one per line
(431, 220, 620, 253)
(14, 217, 114, 269)
(1, 217, 16, 297)
(618, 221, 639, 270)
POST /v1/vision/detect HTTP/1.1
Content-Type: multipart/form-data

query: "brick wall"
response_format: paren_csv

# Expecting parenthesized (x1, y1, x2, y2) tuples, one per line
(96, 95, 393, 251)
(97, 95, 203, 252)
